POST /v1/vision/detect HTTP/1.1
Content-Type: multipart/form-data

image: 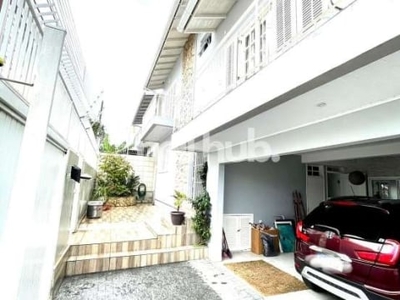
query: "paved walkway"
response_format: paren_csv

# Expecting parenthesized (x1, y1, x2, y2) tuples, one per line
(71, 205, 179, 245)
(57, 205, 339, 299)
(56, 254, 339, 300)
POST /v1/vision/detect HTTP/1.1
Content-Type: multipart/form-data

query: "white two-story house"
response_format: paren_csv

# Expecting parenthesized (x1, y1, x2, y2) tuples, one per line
(133, 0, 400, 261)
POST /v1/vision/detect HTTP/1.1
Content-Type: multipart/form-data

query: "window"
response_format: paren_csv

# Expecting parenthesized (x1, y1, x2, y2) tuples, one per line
(259, 20, 267, 64)
(305, 205, 388, 241)
(244, 28, 256, 75)
(307, 165, 320, 176)
(199, 33, 212, 57)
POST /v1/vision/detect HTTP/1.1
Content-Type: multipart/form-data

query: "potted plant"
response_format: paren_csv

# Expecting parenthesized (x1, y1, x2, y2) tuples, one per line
(171, 190, 189, 225)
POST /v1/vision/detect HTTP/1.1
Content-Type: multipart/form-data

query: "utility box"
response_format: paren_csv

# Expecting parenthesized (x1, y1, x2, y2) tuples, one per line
(251, 227, 280, 255)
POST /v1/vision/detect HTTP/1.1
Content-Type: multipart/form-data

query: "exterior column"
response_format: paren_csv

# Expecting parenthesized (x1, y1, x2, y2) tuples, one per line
(0, 26, 66, 299)
(207, 151, 225, 261)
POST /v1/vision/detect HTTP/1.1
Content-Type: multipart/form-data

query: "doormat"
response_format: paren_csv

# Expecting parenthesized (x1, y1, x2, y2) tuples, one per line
(225, 260, 307, 296)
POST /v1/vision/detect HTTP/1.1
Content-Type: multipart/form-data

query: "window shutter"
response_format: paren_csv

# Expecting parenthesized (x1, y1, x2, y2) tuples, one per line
(302, 0, 323, 30)
(302, 0, 312, 28)
(226, 42, 235, 89)
(276, 0, 292, 49)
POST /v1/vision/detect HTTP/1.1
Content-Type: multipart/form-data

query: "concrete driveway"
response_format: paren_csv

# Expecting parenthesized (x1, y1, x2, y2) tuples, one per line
(55, 257, 340, 300)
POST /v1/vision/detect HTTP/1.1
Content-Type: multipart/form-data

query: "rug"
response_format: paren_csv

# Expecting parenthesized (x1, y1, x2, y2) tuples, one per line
(225, 260, 307, 296)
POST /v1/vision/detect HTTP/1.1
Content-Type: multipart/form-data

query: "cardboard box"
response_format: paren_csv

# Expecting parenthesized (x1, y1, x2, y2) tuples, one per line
(251, 227, 280, 255)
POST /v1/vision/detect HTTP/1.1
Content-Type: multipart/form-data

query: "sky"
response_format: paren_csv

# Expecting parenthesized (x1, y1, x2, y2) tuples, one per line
(69, 0, 175, 145)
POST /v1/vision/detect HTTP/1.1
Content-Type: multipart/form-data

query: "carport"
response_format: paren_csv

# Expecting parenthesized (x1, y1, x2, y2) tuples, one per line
(302, 139, 400, 212)
(222, 155, 306, 252)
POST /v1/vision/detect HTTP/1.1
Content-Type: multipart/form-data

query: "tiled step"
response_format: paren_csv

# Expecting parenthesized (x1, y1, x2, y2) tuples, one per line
(66, 246, 208, 276)
(70, 231, 200, 257)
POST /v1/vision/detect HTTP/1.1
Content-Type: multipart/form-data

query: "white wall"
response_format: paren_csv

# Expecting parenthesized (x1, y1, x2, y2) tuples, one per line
(55, 151, 79, 261)
(224, 155, 306, 226)
(0, 108, 24, 241)
(17, 142, 67, 300)
(122, 154, 156, 192)
(154, 139, 175, 207)
(0, 55, 98, 300)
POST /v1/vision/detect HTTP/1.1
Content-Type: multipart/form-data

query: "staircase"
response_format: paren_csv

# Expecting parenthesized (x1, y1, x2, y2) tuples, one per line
(65, 206, 208, 276)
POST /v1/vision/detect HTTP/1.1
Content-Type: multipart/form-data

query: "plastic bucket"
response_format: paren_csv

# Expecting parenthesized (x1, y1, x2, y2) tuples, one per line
(87, 201, 103, 219)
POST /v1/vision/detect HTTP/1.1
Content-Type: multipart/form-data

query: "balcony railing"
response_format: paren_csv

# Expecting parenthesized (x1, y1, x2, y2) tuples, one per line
(193, 0, 354, 117)
(140, 94, 174, 143)
(0, 0, 90, 116)
(0, 0, 43, 98)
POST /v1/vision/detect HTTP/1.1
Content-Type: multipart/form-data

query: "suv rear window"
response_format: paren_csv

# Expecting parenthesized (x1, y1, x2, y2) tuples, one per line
(385, 204, 400, 240)
(304, 204, 388, 241)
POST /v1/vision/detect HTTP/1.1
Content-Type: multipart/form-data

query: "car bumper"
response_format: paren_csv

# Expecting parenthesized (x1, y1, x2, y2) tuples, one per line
(295, 256, 397, 300)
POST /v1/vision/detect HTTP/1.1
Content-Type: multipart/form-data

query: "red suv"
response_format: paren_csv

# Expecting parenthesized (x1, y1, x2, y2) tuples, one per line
(295, 196, 400, 300)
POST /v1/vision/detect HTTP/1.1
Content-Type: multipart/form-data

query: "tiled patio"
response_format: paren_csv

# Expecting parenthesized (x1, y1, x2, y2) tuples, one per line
(64, 203, 206, 277)
(70, 204, 178, 245)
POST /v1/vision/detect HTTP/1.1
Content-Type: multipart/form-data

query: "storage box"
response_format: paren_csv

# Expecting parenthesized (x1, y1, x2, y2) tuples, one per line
(251, 227, 280, 255)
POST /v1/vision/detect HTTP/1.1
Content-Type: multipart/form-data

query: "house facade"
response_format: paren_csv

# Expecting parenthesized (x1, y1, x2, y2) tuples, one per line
(133, 0, 400, 261)
(0, 0, 98, 298)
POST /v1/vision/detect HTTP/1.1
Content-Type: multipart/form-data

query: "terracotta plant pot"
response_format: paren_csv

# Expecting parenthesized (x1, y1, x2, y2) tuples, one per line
(171, 211, 185, 225)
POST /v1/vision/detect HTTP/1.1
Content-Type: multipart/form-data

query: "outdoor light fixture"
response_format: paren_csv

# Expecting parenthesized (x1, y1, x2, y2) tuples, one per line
(70, 165, 92, 183)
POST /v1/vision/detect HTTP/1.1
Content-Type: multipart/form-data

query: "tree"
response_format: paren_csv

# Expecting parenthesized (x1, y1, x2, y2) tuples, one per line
(91, 120, 105, 143)
(99, 134, 129, 154)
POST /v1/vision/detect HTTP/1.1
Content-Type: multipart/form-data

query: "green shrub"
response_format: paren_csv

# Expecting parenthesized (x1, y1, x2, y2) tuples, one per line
(191, 191, 212, 245)
(94, 155, 140, 200)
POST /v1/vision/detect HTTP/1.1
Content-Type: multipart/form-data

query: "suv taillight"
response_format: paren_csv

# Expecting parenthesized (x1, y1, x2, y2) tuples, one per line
(356, 240, 400, 266)
(296, 220, 309, 242)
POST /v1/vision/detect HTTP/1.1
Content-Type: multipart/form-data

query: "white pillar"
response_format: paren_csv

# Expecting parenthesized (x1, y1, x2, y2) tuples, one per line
(0, 26, 66, 300)
(207, 151, 225, 261)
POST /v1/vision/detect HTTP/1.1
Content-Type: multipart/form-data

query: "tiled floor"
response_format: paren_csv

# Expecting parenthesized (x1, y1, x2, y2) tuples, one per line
(70, 204, 181, 245)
